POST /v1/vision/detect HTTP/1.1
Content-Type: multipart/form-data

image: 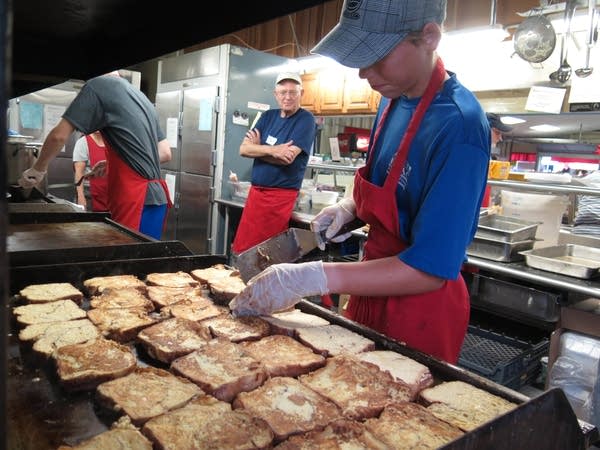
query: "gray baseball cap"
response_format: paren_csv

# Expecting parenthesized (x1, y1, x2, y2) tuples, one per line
(311, 0, 447, 69)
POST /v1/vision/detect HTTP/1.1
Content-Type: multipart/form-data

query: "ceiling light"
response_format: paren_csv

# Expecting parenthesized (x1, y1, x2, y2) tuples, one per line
(501, 116, 527, 125)
(530, 124, 561, 132)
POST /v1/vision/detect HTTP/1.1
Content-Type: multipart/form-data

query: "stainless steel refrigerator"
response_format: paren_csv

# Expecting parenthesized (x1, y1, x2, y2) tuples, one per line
(156, 44, 294, 254)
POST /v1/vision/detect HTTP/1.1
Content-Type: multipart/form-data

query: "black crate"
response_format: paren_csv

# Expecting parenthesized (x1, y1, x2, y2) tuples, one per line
(458, 324, 549, 390)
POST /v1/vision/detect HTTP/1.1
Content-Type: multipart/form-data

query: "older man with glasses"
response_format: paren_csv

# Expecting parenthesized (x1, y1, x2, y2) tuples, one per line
(231, 72, 316, 254)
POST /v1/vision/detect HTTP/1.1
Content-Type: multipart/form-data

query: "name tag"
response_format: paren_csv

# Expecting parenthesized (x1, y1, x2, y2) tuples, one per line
(266, 135, 277, 145)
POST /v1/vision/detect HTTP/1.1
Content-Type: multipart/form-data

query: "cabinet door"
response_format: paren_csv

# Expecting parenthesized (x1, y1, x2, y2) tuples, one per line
(319, 69, 345, 113)
(343, 76, 374, 113)
(300, 73, 320, 113)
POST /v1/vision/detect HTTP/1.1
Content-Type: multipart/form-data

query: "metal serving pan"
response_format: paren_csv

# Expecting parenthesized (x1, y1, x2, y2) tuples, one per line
(7, 255, 598, 449)
(521, 244, 600, 279)
(476, 214, 539, 243)
(467, 235, 535, 262)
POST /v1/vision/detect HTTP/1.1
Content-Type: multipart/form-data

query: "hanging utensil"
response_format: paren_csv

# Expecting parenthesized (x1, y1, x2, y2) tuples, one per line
(576, 0, 598, 77)
(550, 0, 578, 84)
(513, 12, 556, 63)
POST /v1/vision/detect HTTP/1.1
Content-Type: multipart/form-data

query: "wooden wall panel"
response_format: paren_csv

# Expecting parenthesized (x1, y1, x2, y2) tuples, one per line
(185, 1, 544, 59)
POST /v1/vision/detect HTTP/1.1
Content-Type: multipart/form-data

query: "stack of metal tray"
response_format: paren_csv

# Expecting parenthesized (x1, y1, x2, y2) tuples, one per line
(467, 215, 539, 262)
(521, 244, 600, 279)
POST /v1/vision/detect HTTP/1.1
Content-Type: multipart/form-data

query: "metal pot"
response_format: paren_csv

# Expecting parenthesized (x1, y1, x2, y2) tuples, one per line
(5, 138, 42, 187)
(513, 14, 557, 63)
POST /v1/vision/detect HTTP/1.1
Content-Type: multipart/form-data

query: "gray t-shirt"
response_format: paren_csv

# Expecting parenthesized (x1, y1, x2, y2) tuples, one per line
(63, 75, 166, 205)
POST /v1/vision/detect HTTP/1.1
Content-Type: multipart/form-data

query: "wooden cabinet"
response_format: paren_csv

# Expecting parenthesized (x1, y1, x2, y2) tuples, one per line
(300, 70, 380, 115)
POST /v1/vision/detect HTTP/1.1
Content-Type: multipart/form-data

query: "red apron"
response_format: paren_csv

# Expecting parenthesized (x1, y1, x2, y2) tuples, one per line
(231, 186, 298, 254)
(104, 142, 172, 232)
(346, 58, 469, 363)
(85, 134, 109, 212)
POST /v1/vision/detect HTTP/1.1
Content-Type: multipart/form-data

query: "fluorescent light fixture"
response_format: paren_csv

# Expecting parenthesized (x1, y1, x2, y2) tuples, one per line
(442, 24, 509, 44)
(550, 11, 592, 34)
(530, 124, 561, 132)
(295, 55, 340, 73)
(501, 116, 527, 125)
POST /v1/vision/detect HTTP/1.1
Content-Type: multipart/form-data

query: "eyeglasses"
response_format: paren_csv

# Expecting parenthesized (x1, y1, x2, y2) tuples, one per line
(275, 90, 300, 98)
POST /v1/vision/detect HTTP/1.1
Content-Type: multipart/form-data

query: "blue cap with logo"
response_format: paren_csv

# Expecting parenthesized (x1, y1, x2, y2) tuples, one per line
(311, 0, 447, 69)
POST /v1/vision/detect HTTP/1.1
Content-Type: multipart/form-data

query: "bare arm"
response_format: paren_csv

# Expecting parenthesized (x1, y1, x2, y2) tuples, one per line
(239, 128, 298, 165)
(158, 138, 172, 163)
(33, 118, 75, 172)
(323, 256, 445, 297)
(73, 161, 87, 208)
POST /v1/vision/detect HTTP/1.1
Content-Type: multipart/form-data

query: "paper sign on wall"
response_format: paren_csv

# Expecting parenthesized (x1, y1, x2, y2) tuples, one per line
(164, 172, 176, 204)
(525, 86, 566, 114)
(329, 137, 341, 162)
(166, 117, 178, 148)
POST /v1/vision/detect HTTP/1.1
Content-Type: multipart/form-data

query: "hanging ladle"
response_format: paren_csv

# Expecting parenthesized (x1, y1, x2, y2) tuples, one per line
(575, 0, 598, 78)
(550, 0, 577, 84)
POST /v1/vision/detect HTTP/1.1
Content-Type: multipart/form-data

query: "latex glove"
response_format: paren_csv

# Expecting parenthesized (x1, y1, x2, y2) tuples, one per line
(229, 261, 329, 317)
(310, 197, 356, 250)
(18, 167, 47, 189)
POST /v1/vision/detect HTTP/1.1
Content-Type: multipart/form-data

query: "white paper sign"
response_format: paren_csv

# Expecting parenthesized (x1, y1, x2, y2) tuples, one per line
(247, 101, 270, 111)
(43, 104, 67, 151)
(164, 172, 176, 204)
(166, 117, 178, 148)
(525, 86, 566, 114)
(329, 137, 341, 161)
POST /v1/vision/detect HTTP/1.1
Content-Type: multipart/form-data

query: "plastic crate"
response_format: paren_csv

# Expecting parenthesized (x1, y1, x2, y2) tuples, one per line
(459, 324, 549, 390)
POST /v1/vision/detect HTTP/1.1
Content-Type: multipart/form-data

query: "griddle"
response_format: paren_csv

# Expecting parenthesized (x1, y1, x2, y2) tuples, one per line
(7, 255, 600, 450)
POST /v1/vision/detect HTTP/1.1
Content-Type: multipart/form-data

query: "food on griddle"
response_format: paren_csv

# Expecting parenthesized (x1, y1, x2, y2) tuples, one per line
(54, 337, 137, 391)
(262, 308, 330, 338)
(362, 402, 464, 449)
(296, 324, 375, 357)
(145, 271, 199, 288)
(18, 282, 84, 305)
(209, 272, 246, 304)
(83, 274, 147, 296)
(137, 317, 212, 364)
(240, 334, 326, 378)
(87, 307, 158, 343)
(356, 350, 434, 401)
(57, 416, 152, 450)
(298, 355, 412, 420)
(190, 263, 236, 287)
(95, 366, 202, 426)
(170, 337, 268, 403)
(160, 297, 226, 322)
(146, 285, 205, 308)
(142, 395, 274, 450)
(89, 288, 155, 312)
(204, 314, 270, 342)
(419, 380, 518, 432)
(274, 419, 387, 449)
(233, 376, 342, 442)
(13, 299, 87, 326)
(25, 319, 100, 358)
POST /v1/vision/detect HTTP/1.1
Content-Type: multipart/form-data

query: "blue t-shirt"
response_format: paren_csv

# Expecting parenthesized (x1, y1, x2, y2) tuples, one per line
(63, 75, 167, 205)
(368, 72, 490, 280)
(251, 107, 315, 189)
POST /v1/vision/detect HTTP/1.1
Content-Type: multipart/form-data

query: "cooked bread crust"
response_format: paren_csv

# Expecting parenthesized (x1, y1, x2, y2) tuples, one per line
(161, 297, 225, 322)
(54, 338, 137, 391)
(240, 334, 326, 378)
(356, 350, 433, 400)
(209, 274, 246, 303)
(19, 282, 84, 305)
(95, 366, 202, 425)
(171, 337, 268, 402)
(204, 315, 270, 342)
(145, 271, 199, 288)
(190, 264, 235, 286)
(26, 319, 101, 358)
(233, 376, 342, 442)
(142, 395, 274, 450)
(13, 299, 87, 326)
(83, 275, 146, 296)
(146, 286, 204, 308)
(298, 355, 412, 420)
(296, 324, 375, 357)
(137, 317, 212, 363)
(57, 428, 152, 450)
(419, 381, 517, 432)
(363, 402, 464, 449)
(89, 288, 155, 312)
(87, 307, 158, 343)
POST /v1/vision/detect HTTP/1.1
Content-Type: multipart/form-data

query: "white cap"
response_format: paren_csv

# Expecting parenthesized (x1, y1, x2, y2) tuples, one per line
(275, 72, 302, 86)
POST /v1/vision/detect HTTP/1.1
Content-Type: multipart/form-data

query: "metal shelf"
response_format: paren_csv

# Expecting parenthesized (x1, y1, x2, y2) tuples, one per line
(488, 180, 600, 196)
